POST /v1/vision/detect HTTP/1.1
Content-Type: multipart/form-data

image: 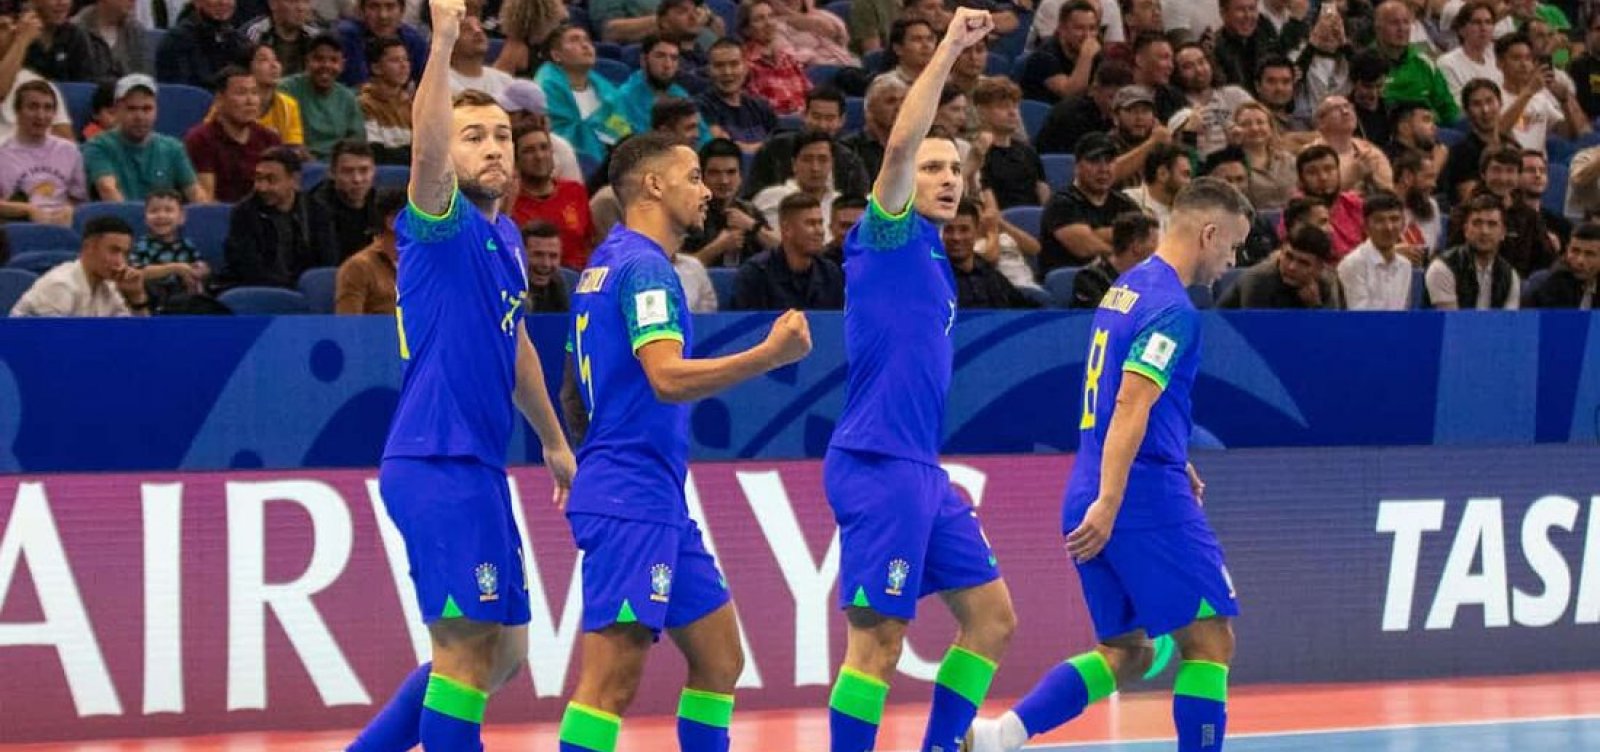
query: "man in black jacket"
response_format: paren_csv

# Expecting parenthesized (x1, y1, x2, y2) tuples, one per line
(1525, 222, 1599, 308)
(1218, 224, 1342, 309)
(157, 0, 252, 88)
(944, 198, 1035, 308)
(307, 139, 378, 262)
(222, 146, 327, 288)
(730, 192, 844, 310)
(1071, 211, 1157, 308)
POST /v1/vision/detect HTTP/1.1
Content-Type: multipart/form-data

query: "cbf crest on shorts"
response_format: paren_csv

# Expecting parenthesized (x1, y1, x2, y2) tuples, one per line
(650, 563, 674, 603)
(476, 563, 499, 602)
(886, 558, 910, 596)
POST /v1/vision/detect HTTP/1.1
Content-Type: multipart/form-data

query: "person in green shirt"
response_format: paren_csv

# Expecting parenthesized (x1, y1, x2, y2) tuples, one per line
(1373, 0, 1461, 125)
(82, 74, 209, 203)
(278, 33, 366, 160)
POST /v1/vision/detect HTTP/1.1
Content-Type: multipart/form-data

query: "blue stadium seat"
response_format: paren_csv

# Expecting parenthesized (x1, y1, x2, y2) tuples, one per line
(620, 44, 641, 68)
(1043, 267, 1077, 307)
(990, 12, 1030, 58)
(845, 96, 864, 133)
(777, 114, 804, 132)
(7, 250, 77, 273)
(822, 0, 851, 21)
(1041, 153, 1074, 189)
(1187, 284, 1214, 309)
(1409, 268, 1426, 309)
(1213, 267, 1246, 300)
(219, 286, 311, 314)
(144, 28, 166, 56)
(595, 41, 624, 60)
(567, 4, 591, 34)
(74, 201, 148, 235)
(806, 64, 841, 87)
(593, 58, 631, 85)
(578, 152, 601, 184)
(375, 165, 410, 189)
(708, 267, 737, 309)
(5, 223, 80, 254)
(185, 203, 233, 270)
(59, 81, 97, 135)
(1021, 100, 1050, 143)
(705, 0, 738, 38)
(984, 52, 1011, 75)
(0, 268, 37, 315)
(1546, 161, 1570, 218)
(1522, 268, 1552, 307)
(301, 161, 327, 188)
(1000, 205, 1042, 237)
(863, 49, 886, 73)
(297, 267, 339, 313)
(1435, 127, 1466, 147)
(486, 37, 505, 64)
(157, 84, 215, 138)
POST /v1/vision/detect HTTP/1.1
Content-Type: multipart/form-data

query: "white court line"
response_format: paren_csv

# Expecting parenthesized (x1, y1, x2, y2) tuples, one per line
(1016, 712, 1600, 749)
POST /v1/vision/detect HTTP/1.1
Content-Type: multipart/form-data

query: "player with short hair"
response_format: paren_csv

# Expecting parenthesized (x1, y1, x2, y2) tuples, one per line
(821, 9, 1016, 752)
(555, 130, 813, 752)
(965, 177, 1254, 752)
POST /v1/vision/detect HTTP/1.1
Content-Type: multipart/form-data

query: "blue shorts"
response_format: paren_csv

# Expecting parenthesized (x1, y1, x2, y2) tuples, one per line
(568, 512, 730, 635)
(1074, 517, 1240, 641)
(378, 456, 531, 626)
(824, 448, 1000, 620)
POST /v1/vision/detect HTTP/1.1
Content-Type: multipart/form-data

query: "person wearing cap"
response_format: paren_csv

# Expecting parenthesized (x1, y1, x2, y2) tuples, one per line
(1037, 60, 1129, 154)
(156, 0, 252, 88)
(279, 33, 365, 160)
(1105, 83, 1173, 186)
(73, 0, 154, 76)
(0, 80, 86, 225)
(536, 24, 634, 166)
(495, 78, 586, 183)
(358, 36, 413, 164)
(243, 0, 324, 75)
(1217, 224, 1343, 309)
(84, 74, 208, 203)
(335, 0, 428, 86)
(1039, 132, 1140, 274)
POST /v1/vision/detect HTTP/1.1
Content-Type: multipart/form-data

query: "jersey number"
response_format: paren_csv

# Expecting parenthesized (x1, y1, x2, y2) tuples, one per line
(574, 312, 596, 418)
(1080, 328, 1109, 430)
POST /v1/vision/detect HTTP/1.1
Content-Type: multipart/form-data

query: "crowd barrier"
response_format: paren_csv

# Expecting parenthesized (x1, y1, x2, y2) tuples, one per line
(3, 445, 1599, 741)
(1, 310, 1598, 473)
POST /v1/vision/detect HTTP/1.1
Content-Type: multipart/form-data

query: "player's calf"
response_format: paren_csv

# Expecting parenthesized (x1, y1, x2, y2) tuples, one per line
(419, 619, 518, 752)
(828, 610, 907, 752)
(670, 604, 745, 752)
(1171, 617, 1234, 752)
(924, 581, 1015, 752)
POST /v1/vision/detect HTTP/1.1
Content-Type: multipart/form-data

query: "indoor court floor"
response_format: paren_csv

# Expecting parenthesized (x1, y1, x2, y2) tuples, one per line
(9, 672, 1600, 751)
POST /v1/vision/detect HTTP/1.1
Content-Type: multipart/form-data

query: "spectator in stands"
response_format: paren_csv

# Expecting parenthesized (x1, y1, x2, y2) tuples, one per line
(618, 34, 697, 136)
(244, 0, 321, 74)
(1524, 221, 1599, 308)
(746, 87, 870, 199)
(495, 80, 583, 183)
(1037, 61, 1129, 154)
(840, 75, 905, 177)
(731, 191, 844, 310)
(1203, 145, 1278, 265)
(26, 0, 108, 80)
(521, 220, 570, 313)
(1348, 50, 1392, 148)
(1521, 149, 1570, 246)
(1212, 0, 1282, 91)
(132, 188, 209, 309)
(510, 125, 594, 269)
(1338, 191, 1418, 310)
(156, 0, 252, 88)
(849, 0, 894, 54)
(941, 197, 1034, 309)
(1106, 85, 1168, 186)
(1442, 78, 1503, 202)
(1040, 132, 1139, 274)
(1130, 32, 1184, 120)
(1428, 194, 1521, 309)
(1169, 42, 1253, 158)
(969, 77, 1048, 210)
(752, 129, 839, 238)
(491, 0, 570, 76)
(1497, 32, 1588, 153)
(185, 66, 283, 203)
(1392, 149, 1442, 253)
(739, 0, 810, 115)
(880, 18, 936, 86)
(1568, 12, 1600, 119)
(947, 32, 986, 101)
(685, 138, 776, 267)
(0, 81, 84, 226)
(537, 24, 632, 166)
(336, 0, 427, 85)
(1071, 210, 1157, 308)
(1296, 144, 1366, 258)
(1218, 224, 1342, 308)
(1437, 0, 1498, 106)
(84, 74, 208, 203)
(1312, 95, 1394, 194)
(651, 95, 708, 148)
(592, 0, 715, 47)
(820, 192, 864, 264)
(975, 194, 1045, 292)
(221, 146, 323, 288)
(74, 0, 153, 75)
(768, 0, 858, 68)
(246, 44, 304, 145)
(306, 138, 376, 261)
(1568, 142, 1600, 220)
(448, 1, 515, 98)
(280, 34, 364, 160)
(674, 245, 719, 311)
(697, 37, 778, 154)
(1384, 100, 1446, 175)
(1255, 55, 1312, 133)
(10, 216, 148, 316)
(1021, 0, 1099, 103)
(80, 80, 117, 141)
(1449, 146, 1556, 277)
(1121, 142, 1189, 231)
(1232, 102, 1295, 212)
(358, 37, 412, 164)
(657, 0, 722, 72)
(333, 186, 400, 313)
(1371, 0, 1457, 123)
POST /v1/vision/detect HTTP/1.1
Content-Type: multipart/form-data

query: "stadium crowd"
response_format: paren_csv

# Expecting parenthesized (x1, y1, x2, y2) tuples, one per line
(2, 0, 1599, 316)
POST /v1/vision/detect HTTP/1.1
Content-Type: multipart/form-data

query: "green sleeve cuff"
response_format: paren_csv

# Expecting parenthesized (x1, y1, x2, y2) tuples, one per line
(1123, 361, 1170, 391)
(631, 330, 684, 352)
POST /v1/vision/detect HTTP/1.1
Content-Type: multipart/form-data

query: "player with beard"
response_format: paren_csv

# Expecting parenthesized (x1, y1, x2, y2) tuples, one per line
(349, 0, 577, 745)
(555, 129, 813, 752)
(1392, 150, 1442, 254)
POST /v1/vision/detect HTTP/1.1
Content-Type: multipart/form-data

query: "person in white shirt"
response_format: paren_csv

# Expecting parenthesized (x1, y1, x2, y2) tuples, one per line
(752, 131, 839, 239)
(1162, 0, 1220, 42)
(1426, 195, 1522, 309)
(1121, 141, 1189, 232)
(12, 216, 149, 317)
(1169, 41, 1255, 157)
(1393, 150, 1444, 252)
(1437, 0, 1500, 104)
(1497, 31, 1589, 153)
(1339, 192, 1419, 310)
(673, 252, 719, 312)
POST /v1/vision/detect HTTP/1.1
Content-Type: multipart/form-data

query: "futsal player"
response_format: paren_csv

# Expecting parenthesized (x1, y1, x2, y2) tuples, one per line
(555, 131, 813, 752)
(965, 177, 1253, 752)
(344, 0, 577, 746)
(820, 9, 1016, 752)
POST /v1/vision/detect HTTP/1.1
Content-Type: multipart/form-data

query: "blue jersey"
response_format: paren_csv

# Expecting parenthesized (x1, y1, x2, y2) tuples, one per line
(828, 197, 957, 467)
(383, 191, 528, 467)
(1063, 257, 1203, 531)
(566, 226, 694, 523)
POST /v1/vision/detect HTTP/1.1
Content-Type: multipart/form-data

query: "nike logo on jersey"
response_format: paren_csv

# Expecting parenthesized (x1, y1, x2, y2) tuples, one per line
(930, 249, 947, 260)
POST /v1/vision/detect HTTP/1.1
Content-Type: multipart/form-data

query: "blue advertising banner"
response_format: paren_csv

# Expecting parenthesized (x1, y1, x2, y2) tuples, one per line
(0, 311, 1597, 472)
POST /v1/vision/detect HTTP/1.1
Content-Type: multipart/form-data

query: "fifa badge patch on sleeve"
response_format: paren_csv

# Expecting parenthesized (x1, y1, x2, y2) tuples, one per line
(1141, 333, 1177, 369)
(635, 289, 669, 327)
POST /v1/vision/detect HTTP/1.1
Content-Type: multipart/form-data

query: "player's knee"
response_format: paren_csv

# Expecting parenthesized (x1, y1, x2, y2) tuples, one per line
(960, 602, 1016, 657)
(688, 641, 745, 692)
(1177, 618, 1235, 665)
(1101, 641, 1154, 685)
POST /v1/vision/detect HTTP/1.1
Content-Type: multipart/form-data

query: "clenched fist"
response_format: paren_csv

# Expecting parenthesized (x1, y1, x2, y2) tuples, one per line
(762, 309, 813, 367)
